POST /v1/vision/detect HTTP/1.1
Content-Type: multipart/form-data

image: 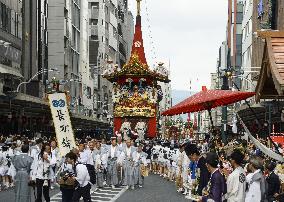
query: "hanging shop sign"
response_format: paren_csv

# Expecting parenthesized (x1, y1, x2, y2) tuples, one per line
(48, 93, 76, 157)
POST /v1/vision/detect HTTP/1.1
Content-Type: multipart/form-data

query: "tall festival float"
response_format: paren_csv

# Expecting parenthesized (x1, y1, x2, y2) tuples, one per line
(103, 1, 169, 140)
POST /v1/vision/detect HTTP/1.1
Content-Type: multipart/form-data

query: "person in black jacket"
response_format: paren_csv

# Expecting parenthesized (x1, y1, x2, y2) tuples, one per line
(265, 161, 280, 202)
(184, 143, 210, 196)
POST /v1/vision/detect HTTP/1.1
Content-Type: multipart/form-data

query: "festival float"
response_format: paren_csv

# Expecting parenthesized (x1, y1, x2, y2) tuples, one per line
(103, 0, 169, 140)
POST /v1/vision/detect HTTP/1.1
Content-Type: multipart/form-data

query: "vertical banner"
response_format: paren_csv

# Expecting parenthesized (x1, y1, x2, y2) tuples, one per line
(48, 93, 76, 157)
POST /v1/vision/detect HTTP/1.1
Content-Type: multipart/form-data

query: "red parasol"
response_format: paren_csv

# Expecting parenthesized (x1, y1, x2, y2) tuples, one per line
(162, 86, 255, 126)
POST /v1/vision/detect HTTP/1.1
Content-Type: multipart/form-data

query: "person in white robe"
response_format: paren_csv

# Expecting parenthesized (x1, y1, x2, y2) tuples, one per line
(32, 144, 52, 202)
(94, 142, 105, 188)
(132, 143, 147, 188)
(7, 143, 16, 186)
(225, 149, 246, 202)
(135, 120, 147, 141)
(0, 145, 10, 189)
(30, 138, 43, 180)
(12, 144, 33, 202)
(121, 139, 136, 189)
(245, 156, 266, 202)
(85, 141, 96, 166)
(50, 140, 60, 189)
(106, 137, 123, 189)
(181, 149, 190, 195)
(77, 142, 88, 164)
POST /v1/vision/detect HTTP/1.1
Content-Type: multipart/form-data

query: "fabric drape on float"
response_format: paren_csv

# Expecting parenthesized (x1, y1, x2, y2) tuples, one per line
(237, 114, 284, 162)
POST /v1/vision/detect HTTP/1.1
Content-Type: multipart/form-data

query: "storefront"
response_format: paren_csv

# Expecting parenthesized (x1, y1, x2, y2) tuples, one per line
(0, 93, 110, 137)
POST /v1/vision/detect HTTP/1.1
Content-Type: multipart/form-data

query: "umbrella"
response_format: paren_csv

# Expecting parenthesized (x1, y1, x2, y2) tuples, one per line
(162, 86, 256, 127)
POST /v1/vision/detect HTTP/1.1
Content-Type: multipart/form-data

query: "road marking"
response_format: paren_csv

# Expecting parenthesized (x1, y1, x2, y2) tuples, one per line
(50, 186, 127, 202)
(111, 187, 127, 202)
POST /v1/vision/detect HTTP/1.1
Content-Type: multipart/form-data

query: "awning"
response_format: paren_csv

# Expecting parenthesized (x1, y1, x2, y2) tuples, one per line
(0, 65, 23, 78)
(255, 31, 284, 101)
(237, 103, 266, 123)
(15, 93, 48, 105)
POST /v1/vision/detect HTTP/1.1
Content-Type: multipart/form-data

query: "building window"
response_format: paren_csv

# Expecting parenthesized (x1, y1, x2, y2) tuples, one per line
(1, 3, 7, 31)
(91, 2, 99, 9)
(71, 50, 79, 73)
(72, 27, 76, 47)
(90, 35, 98, 41)
(236, 12, 243, 24)
(102, 36, 104, 42)
(7, 7, 11, 33)
(86, 86, 91, 99)
(72, 2, 80, 29)
(90, 19, 98, 25)
(11, 10, 15, 36)
(113, 26, 117, 38)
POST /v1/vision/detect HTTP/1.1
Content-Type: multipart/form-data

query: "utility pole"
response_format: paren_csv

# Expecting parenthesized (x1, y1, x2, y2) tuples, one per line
(221, 48, 231, 144)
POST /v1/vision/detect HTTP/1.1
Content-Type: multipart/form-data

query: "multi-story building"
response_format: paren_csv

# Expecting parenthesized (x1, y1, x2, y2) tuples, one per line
(88, 0, 134, 122)
(241, 0, 282, 92)
(0, 1, 53, 135)
(240, 0, 284, 136)
(227, 0, 243, 89)
(209, 41, 229, 128)
(157, 63, 172, 136)
(48, 0, 93, 116)
(0, 0, 22, 95)
(22, 0, 48, 98)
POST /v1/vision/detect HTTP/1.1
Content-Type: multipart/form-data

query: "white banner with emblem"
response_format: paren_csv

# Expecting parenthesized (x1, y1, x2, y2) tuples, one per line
(48, 93, 76, 157)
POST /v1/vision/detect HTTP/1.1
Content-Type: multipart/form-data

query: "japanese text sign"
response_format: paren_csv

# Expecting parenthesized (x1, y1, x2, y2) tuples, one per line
(48, 93, 76, 157)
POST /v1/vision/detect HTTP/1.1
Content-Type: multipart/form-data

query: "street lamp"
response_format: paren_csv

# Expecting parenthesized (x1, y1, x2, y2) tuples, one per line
(16, 68, 60, 92)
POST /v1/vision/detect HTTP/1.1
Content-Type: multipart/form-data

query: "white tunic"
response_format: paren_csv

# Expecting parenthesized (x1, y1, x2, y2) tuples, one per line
(85, 149, 95, 166)
(78, 150, 88, 164)
(110, 146, 116, 158)
(245, 170, 261, 202)
(226, 166, 246, 202)
(126, 147, 131, 158)
(34, 154, 52, 180)
(75, 164, 90, 187)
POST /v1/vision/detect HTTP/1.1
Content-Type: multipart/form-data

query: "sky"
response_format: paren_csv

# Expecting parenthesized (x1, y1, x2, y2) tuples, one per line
(128, 0, 228, 92)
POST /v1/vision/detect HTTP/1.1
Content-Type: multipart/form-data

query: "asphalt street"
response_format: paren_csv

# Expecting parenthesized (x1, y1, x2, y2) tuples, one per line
(0, 175, 188, 202)
(0, 186, 60, 202)
(116, 174, 188, 202)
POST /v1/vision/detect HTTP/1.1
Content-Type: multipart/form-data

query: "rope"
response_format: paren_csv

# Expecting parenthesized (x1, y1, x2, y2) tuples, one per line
(144, 0, 158, 62)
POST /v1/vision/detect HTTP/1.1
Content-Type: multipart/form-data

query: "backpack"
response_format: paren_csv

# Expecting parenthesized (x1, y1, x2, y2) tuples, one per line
(85, 164, 96, 185)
